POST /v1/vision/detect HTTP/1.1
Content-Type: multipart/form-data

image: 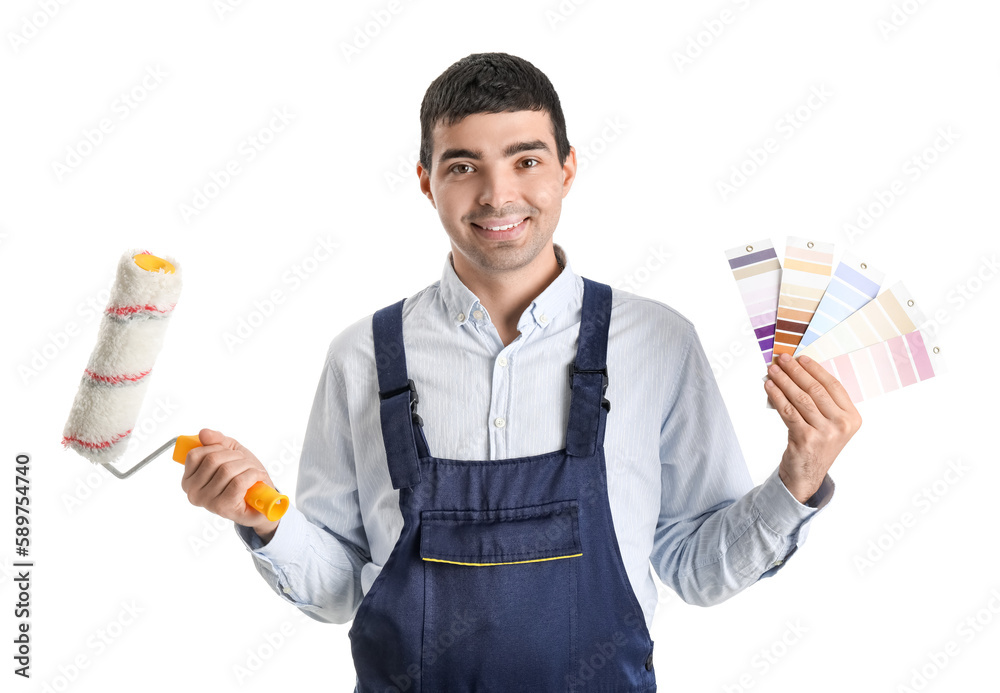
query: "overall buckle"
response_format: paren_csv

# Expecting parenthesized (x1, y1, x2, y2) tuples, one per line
(379, 378, 423, 426)
(568, 362, 611, 413)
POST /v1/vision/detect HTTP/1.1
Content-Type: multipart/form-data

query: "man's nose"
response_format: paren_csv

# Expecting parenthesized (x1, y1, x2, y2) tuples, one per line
(476, 166, 519, 210)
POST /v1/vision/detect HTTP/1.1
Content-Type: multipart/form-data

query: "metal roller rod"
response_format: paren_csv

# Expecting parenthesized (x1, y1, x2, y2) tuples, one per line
(99, 436, 179, 480)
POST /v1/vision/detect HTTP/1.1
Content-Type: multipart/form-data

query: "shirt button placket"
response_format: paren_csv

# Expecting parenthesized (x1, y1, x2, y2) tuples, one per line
(491, 350, 511, 458)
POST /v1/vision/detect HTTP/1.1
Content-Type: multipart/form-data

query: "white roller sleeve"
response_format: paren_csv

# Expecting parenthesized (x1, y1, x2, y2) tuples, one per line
(62, 249, 183, 465)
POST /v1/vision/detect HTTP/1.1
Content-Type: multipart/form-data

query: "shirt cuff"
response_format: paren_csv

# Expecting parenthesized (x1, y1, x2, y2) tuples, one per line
(233, 503, 310, 568)
(753, 466, 835, 537)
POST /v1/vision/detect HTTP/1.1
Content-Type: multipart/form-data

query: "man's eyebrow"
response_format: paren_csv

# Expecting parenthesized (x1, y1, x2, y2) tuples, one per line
(438, 139, 551, 165)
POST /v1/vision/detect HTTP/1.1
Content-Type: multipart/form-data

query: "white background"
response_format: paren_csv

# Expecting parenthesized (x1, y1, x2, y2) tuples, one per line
(2, 1, 998, 691)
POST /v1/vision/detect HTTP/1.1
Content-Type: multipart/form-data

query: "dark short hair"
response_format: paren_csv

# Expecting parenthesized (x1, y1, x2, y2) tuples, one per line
(419, 52, 571, 174)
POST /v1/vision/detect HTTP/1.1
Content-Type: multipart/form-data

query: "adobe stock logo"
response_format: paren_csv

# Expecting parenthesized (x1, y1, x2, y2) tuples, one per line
(566, 631, 629, 690)
(920, 254, 1000, 338)
(877, 0, 932, 40)
(221, 234, 341, 353)
(51, 65, 168, 182)
(178, 106, 295, 223)
(722, 620, 809, 692)
(716, 85, 833, 202)
(896, 587, 1000, 692)
(853, 458, 969, 576)
(7, 0, 72, 53)
(842, 126, 960, 244)
(566, 610, 649, 690)
(339, 0, 410, 64)
(671, 0, 756, 73)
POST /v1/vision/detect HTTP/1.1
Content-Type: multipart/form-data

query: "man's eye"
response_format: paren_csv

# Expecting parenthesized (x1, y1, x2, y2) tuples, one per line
(522, 158, 539, 168)
(451, 164, 473, 174)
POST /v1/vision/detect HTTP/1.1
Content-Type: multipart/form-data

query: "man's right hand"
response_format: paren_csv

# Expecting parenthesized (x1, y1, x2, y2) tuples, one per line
(180, 428, 282, 543)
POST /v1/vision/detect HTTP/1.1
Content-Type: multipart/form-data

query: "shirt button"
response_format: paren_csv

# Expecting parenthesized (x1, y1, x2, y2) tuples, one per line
(538, 314, 548, 324)
(472, 309, 484, 320)
(282, 586, 291, 594)
(456, 312, 465, 322)
(497, 356, 508, 367)
(645, 652, 653, 671)
(773, 559, 784, 566)
(494, 417, 506, 428)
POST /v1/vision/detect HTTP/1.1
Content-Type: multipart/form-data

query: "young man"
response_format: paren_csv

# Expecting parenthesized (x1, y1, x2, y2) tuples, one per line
(183, 52, 860, 690)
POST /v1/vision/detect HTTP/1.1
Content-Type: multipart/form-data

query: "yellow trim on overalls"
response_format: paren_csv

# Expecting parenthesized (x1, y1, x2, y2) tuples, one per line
(422, 552, 583, 566)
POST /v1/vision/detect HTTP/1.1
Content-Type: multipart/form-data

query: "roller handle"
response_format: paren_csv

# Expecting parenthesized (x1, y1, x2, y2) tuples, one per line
(172, 435, 289, 522)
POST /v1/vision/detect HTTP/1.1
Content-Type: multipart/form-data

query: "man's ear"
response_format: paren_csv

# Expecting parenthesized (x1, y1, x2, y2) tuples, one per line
(417, 162, 436, 208)
(562, 145, 578, 197)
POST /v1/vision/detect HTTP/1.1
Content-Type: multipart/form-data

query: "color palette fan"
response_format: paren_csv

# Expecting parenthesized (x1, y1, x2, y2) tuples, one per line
(725, 238, 945, 405)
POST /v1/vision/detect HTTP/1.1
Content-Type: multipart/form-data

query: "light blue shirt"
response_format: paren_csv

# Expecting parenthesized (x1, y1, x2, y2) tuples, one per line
(234, 243, 834, 631)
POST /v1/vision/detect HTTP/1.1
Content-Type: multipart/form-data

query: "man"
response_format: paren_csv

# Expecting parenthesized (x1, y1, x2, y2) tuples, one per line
(182, 52, 860, 689)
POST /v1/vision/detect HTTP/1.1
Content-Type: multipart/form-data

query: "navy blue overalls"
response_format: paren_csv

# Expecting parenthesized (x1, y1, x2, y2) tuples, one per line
(349, 277, 656, 692)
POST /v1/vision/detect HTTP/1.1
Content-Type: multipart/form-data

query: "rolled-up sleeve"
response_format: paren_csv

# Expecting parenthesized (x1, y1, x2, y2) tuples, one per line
(233, 343, 370, 624)
(649, 322, 835, 607)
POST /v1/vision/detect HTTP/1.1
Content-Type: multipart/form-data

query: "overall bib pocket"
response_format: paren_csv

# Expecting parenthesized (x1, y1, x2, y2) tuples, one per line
(420, 499, 582, 690)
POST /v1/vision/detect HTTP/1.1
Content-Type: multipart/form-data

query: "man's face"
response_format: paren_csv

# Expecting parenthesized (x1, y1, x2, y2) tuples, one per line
(418, 109, 576, 276)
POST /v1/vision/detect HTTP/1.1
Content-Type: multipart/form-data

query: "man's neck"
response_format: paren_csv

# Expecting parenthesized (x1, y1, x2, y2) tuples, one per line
(451, 244, 563, 346)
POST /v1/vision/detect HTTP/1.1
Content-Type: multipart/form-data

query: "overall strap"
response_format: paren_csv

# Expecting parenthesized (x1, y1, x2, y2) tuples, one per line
(566, 278, 614, 457)
(372, 299, 423, 489)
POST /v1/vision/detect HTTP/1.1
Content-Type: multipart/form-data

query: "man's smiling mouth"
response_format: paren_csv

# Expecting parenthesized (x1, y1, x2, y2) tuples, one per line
(471, 217, 528, 232)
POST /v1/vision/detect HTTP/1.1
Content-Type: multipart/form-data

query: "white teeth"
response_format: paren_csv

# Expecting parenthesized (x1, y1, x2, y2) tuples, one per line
(483, 219, 524, 231)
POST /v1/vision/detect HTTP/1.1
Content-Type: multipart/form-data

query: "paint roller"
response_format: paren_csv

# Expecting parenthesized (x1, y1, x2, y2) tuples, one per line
(61, 249, 288, 522)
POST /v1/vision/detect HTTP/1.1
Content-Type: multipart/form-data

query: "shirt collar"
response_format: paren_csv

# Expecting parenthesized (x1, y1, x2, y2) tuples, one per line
(439, 243, 580, 331)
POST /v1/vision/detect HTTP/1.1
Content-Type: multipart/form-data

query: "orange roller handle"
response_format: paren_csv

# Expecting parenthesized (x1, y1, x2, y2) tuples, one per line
(172, 435, 289, 522)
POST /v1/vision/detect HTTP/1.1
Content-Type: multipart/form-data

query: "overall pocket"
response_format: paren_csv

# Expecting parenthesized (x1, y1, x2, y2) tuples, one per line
(420, 499, 582, 691)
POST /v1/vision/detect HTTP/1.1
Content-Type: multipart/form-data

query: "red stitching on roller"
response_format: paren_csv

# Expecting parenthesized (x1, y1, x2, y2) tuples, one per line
(84, 368, 152, 385)
(61, 430, 132, 450)
(105, 303, 176, 317)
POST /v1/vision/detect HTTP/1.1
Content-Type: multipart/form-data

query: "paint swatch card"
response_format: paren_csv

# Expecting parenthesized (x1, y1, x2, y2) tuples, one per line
(725, 239, 781, 365)
(794, 253, 884, 356)
(796, 282, 924, 363)
(726, 239, 944, 409)
(773, 237, 835, 362)
(816, 328, 944, 403)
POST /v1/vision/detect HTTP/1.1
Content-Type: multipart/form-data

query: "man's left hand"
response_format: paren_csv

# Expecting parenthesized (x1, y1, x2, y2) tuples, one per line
(764, 352, 863, 504)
